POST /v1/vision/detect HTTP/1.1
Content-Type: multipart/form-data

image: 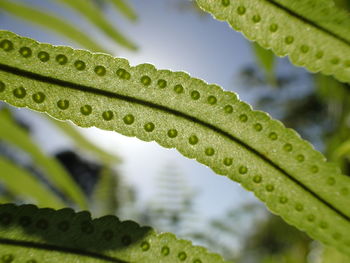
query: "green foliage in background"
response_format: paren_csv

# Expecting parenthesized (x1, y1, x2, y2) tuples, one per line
(0, 0, 136, 53)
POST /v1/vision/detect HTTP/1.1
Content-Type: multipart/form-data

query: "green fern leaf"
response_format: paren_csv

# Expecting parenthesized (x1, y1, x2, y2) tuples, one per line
(195, 0, 350, 84)
(0, 111, 88, 209)
(0, 30, 350, 256)
(0, 158, 65, 209)
(0, 0, 107, 53)
(56, 0, 137, 50)
(0, 203, 226, 262)
(108, 0, 138, 22)
(251, 42, 275, 85)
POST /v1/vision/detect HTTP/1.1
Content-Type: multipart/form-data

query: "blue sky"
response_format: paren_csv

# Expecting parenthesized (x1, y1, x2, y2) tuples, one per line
(0, 0, 264, 220)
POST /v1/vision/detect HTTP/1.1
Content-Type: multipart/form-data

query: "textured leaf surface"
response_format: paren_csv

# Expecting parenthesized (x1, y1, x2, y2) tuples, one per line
(195, 0, 350, 84)
(56, 0, 137, 50)
(0, 111, 87, 209)
(0, 203, 226, 262)
(0, 31, 350, 255)
(0, 158, 65, 209)
(0, 0, 107, 53)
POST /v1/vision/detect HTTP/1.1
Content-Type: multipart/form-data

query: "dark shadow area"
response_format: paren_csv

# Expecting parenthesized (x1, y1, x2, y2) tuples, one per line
(0, 203, 152, 262)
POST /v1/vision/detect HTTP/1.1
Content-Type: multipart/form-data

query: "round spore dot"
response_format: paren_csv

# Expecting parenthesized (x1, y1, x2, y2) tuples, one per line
(311, 165, 319, 173)
(316, 51, 324, 59)
(19, 47, 32, 58)
(207, 96, 217, 105)
(268, 132, 278, 140)
(254, 123, 262, 131)
(193, 260, 202, 263)
(32, 92, 45, 103)
(178, 252, 187, 261)
(189, 135, 198, 145)
(191, 90, 200, 100)
(121, 235, 132, 246)
(141, 75, 151, 86)
(0, 40, 14, 51)
(332, 233, 341, 240)
(296, 154, 305, 162)
(157, 79, 167, 88)
(345, 60, 350, 68)
(301, 45, 309, 53)
(239, 114, 248, 122)
(57, 99, 69, 110)
(266, 184, 274, 192)
(174, 84, 184, 94)
(36, 219, 48, 230)
(0, 213, 12, 225)
(307, 214, 315, 222)
(1, 254, 14, 263)
(341, 188, 349, 195)
(252, 14, 261, 23)
(331, 57, 340, 65)
(74, 60, 86, 71)
(239, 166, 248, 174)
(102, 111, 114, 121)
(13, 87, 26, 98)
(279, 196, 288, 204)
(221, 0, 230, 6)
(285, 36, 294, 44)
(123, 114, 134, 125)
(167, 129, 178, 138)
(223, 158, 233, 166)
(283, 143, 293, 152)
(140, 241, 150, 251)
(205, 147, 215, 156)
(269, 24, 278, 32)
(81, 221, 94, 234)
(94, 66, 106, 76)
(295, 203, 303, 211)
(19, 216, 31, 227)
(253, 175, 262, 183)
(161, 246, 170, 256)
(80, 105, 92, 115)
(0, 81, 5, 92)
(224, 105, 233, 113)
(37, 51, 50, 62)
(320, 221, 328, 229)
(326, 177, 335, 186)
(103, 230, 114, 241)
(116, 68, 131, 80)
(57, 221, 70, 232)
(144, 122, 155, 132)
(237, 6, 246, 15)
(56, 54, 68, 65)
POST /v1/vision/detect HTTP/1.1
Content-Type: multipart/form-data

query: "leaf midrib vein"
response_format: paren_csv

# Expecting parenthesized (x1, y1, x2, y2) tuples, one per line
(266, 0, 350, 46)
(0, 238, 129, 263)
(0, 63, 349, 223)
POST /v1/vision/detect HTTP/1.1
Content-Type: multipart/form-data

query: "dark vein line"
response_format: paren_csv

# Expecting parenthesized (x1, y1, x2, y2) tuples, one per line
(266, 0, 350, 46)
(0, 64, 349, 223)
(0, 238, 129, 263)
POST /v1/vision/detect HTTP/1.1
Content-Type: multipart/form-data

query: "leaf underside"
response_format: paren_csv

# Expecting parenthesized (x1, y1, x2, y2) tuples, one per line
(0, 203, 225, 263)
(195, 0, 350, 84)
(0, 31, 350, 256)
